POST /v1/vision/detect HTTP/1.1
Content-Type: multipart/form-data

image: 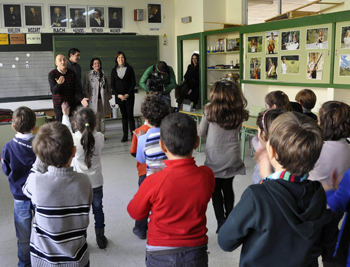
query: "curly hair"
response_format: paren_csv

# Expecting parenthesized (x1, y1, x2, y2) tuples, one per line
(141, 95, 170, 127)
(204, 81, 249, 130)
(265, 90, 292, 111)
(318, 101, 350, 141)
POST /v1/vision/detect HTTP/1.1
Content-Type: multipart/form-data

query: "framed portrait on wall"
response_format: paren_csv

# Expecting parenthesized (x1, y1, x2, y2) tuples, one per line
(88, 6, 105, 28)
(248, 36, 262, 53)
(307, 52, 324, 80)
(49, 5, 67, 27)
(265, 31, 278, 55)
(306, 28, 328, 49)
(281, 30, 300, 50)
(3, 3, 22, 27)
(250, 57, 261, 80)
(280, 55, 299, 74)
(23, 4, 43, 27)
(147, 2, 163, 28)
(266, 57, 278, 80)
(108, 7, 123, 28)
(69, 6, 86, 28)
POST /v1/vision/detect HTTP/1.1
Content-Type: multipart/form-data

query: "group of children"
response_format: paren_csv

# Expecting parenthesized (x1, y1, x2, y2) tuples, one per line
(2, 81, 350, 266)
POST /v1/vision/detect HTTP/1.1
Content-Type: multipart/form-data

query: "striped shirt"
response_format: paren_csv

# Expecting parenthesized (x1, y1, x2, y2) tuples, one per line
(136, 127, 167, 176)
(23, 159, 92, 267)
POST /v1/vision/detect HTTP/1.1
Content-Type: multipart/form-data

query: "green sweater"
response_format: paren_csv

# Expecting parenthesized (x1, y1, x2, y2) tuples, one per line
(139, 63, 176, 95)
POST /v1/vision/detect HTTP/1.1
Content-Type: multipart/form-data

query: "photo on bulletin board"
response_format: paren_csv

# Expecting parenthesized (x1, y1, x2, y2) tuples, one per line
(265, 31, 279, 55)
(108, 7, 123, 28)
(281, 30, 300, 51)
(266, 57, 278, 80)
(49, 5, 67, 27)
(69, 6, 86, 28)
(24, 4, 43, 27)
(280, 55, 299, 74)
(341, 26, 350, 48)
(307, 52, 324, 80)
(339, 55, 350, 76)
(248, 36, 262, 53)
(3, 4, 22, 27)
(147, 2, 163, 28)
(306, 28, 328, 49)
(88, 6, 105, 28)
(250, 57, 261, 80)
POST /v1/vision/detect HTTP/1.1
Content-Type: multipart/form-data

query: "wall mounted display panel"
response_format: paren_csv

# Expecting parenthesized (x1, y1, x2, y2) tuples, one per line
(333, 21, 350, 85)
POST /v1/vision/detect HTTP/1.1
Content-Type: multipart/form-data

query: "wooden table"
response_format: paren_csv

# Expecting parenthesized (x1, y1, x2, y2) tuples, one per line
(179, 109, 203, 152)
(241, 116, 258, 162)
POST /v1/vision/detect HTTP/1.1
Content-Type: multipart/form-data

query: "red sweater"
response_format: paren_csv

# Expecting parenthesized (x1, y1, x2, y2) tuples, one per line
(127, 157, 215, 247)
(130, 124, 150, 177)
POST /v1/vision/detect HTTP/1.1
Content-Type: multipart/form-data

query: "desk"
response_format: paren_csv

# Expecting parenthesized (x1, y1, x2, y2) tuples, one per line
(241, 116, 258, 161)
(179, 109, 203, 152)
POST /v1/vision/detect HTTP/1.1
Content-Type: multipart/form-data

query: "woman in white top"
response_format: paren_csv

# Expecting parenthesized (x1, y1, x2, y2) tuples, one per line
(61, 103, 108, 249)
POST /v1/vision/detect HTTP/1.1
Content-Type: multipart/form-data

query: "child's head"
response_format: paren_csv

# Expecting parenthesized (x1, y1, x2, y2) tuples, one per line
(160, 113, 198, 157)
(12, 106, 36, 134)
(268, 112, 323, 176)
(141, 95, 170, 127)
(265, 90, 292, 111)
(73, 107, 96, 169)
(318, 101, 350, 141)
(33, 122, 74, 168)
(205, 81, 249, 130)
(256, 109, 285, 147)
(295, 89, 317, 110)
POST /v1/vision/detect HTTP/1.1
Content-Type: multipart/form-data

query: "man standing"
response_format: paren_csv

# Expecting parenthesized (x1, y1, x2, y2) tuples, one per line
(139, 61, 176, 112)
(67, 48, 82, 87)
(48, 54, 88, 122)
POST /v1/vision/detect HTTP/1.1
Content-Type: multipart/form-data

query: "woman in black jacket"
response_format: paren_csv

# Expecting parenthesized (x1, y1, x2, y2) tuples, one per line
(111, 51, 136, 142)
(184, 53, 200, 109)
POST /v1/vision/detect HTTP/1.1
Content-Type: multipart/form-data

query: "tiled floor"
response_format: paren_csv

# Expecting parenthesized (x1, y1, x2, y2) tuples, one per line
(0, 121, 256, 266)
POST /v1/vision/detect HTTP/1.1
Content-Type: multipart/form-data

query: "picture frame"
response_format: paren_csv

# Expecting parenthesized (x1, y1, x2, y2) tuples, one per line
(108, 7, 123, 29)
(247, 36, 262, 53)
(250, 57, 261, 80)
(49, 5, 67, 27)
(23, 4, 43, 27)
(341, 26, 350, 49)
(280, 55, 299, 74)
(265, 31, 279, 55)
(3, 3, 22, 28)
(147, 2, 163, 28)
(306, 28, 328, 49)
(69, 5, 87, 28)
(339, 54, 350, 76)
(266, 57, 278, 80)
(88, 6, 105, 28)
(307, 52, 324, 80)
(281, 30, 300, 51)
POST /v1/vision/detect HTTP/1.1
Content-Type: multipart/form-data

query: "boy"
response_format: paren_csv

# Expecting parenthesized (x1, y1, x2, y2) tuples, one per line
(1, 106, 36, 267)
(132, 95, 169, 239)
(128, 113, 215, 266)
(23, 122, 92, 267)
(218, 112, 327, 267)
(295, 89, 318, 121)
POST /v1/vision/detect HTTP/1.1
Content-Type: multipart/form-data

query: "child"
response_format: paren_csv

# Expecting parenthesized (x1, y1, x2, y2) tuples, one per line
(308, 101, 350, 266)
(218, 112, 327, 267)
(251, 109, 285, 184)
(128, 113, 215, 267)
(322, 169, 350, 267)
(198, 81, 249, 233)
(130, 121, 150, 240)
(23, 122, 92, 267)
(1, 106, 36, 267)
(133, 95, 169, 239)
(264, 90, 292, 111)
(61, 102, 108, 249)
(295, 89, 318, 120)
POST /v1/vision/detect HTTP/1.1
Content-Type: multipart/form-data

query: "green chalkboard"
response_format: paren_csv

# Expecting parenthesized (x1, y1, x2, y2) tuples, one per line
(53, 35, 159, 89)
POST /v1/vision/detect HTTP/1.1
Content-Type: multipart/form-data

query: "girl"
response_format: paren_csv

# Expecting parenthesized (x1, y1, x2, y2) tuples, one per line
(265, 90, 292, 111)
(308, 101, 350, 267)
(252, 109, 285, 184)
(61, 103, 108, 249)
(198, 81, 249, 233)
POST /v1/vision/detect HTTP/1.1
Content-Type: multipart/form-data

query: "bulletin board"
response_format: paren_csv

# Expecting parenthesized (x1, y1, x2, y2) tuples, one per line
(333, 21, 350, 85)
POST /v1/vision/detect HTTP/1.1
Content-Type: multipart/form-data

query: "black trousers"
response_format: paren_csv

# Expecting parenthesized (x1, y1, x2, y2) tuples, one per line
(116, 94, 135, 135)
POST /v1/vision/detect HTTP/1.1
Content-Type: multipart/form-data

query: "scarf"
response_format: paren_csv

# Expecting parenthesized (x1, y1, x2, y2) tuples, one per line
(261, 170, 308, 183)
(92, 70, 106, 88)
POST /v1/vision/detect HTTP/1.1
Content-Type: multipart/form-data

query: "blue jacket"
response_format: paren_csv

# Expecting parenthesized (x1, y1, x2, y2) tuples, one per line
(1, 137, 36, 200)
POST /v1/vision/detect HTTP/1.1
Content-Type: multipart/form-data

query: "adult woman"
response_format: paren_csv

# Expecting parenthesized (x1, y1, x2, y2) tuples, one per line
(111, 51, 136, 142)
(184, 53, 199, 109)
(83, 58, 112, 134)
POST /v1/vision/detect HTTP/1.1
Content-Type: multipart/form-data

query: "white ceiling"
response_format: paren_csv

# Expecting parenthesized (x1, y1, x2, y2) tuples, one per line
(248, 0, 321, 25)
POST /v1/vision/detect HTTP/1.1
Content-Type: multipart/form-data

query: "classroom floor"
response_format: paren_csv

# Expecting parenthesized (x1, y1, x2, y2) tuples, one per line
(0, 120, 257, 266)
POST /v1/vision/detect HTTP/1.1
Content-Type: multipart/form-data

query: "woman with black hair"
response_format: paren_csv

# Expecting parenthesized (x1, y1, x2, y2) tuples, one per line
(184, 53, 200, 109)
(111, 51, 136, 142)
(83, 57, 112, 134)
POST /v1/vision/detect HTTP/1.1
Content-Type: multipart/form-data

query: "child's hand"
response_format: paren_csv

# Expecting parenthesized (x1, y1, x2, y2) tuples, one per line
(61, 102, 70, 116)
(331, 169, 342, 190)
(133, 130, 146, 138)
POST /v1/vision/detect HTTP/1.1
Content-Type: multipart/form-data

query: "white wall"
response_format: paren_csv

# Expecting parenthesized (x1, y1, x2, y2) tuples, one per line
(174, 0, 204, 36)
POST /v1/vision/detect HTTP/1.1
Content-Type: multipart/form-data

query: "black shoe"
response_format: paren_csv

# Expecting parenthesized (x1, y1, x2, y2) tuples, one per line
(95, 227, 108, 249)
(121, 135, 128, 142)
(133, 227, 147, 239)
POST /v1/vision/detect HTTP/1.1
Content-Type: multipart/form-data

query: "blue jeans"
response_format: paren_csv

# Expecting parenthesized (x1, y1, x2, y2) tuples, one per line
(145, 246, 208, 267)
(92, 186, 105, 229)
(14, 199, 32, 267)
